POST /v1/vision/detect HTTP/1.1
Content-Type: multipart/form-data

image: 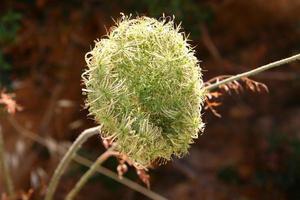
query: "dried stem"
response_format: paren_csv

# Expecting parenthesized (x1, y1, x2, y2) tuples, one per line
(8, 117, 167, 200)
(0, 126, 15, 197)
(73, 155, 167, 200)
(200, 24, 223, 63)
(66, 146, 116, 200)
(204, 53, 300, 92)
(39, 84, 63, 136)
(45, 126, 101, 200)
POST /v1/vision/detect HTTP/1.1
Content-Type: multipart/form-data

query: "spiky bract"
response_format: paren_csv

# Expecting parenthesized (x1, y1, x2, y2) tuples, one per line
(83, 15, 205, 167)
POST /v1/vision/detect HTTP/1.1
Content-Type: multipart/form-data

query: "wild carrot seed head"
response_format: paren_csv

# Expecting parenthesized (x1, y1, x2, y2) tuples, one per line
(83, 15, 205, 168)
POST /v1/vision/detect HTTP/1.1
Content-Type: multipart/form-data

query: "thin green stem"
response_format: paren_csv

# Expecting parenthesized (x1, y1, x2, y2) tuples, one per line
(8, 117, 167, 200)
(66, 146, 116, 200)
(204, 53, 300, 92)
(0, 126, 15, 197)
(72, 154, 168, 200)
(45, 126, 101, 200)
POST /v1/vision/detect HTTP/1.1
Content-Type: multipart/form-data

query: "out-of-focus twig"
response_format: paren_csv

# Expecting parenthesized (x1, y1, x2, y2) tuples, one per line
(173, 160, 198, 181)
(200, 24, 223, 63)
(0, 126, 15, 198)
(8, 116, 49, 148)
(204, 53, 300, 92)
(39, 84, 63, 136)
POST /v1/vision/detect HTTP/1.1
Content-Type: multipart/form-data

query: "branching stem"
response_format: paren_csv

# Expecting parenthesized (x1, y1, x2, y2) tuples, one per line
(72, 154, 168, 200)
(204, 53, 300, 92)
(8, 117, 167, 200)
(66, 146, 116, 200)
(45, 126, 101, 200)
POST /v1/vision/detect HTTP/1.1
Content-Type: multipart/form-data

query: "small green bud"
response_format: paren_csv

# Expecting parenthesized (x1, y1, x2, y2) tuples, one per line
(83, 15, 205, 168)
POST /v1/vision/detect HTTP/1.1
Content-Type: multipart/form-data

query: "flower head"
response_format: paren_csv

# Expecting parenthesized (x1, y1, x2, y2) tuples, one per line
(83, 15, 205, 168)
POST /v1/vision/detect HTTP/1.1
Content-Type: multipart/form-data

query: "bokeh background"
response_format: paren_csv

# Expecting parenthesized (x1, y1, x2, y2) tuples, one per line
(1, 0, 300, 199)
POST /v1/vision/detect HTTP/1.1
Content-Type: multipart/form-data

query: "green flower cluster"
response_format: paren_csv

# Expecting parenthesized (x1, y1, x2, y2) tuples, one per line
(83, 15, 205, 167)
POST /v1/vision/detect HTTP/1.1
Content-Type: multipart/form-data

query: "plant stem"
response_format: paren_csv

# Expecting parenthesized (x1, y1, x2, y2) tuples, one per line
(204, 53, 300, 92)
(8, 117, 167, 200)
(66, 146, 116, 200)
(72, 154, 168, 200)
(45, 126, 101, 200)
(0, 126, 15, 197)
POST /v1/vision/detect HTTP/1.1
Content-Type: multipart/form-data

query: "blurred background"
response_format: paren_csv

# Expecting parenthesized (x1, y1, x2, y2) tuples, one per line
(0, 0, 300, 199)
